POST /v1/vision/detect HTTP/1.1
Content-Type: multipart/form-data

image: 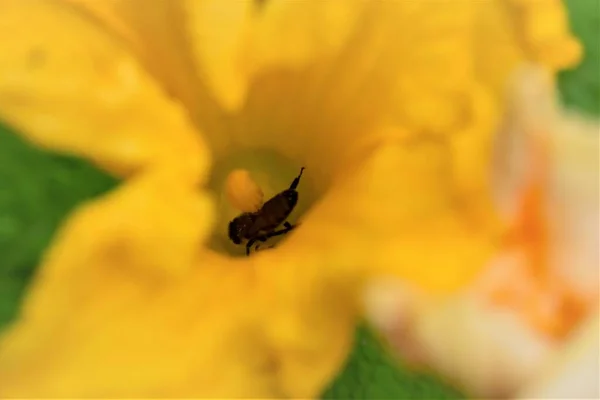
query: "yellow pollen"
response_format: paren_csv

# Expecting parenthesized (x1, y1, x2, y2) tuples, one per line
(225, 168, 265, 212)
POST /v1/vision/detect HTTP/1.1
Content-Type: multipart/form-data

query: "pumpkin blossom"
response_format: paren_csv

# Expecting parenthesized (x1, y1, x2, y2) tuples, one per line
(0, 0, 584, 397)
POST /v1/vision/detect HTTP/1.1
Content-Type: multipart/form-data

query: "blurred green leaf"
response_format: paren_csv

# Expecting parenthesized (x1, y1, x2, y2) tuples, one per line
(0, 123, 117, 328)
(322, 325, 463, 399)
(558, 0, 600, 116)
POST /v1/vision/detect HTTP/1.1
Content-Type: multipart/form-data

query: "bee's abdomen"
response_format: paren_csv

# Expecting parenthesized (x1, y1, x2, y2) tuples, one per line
(252, 190, 297, 234)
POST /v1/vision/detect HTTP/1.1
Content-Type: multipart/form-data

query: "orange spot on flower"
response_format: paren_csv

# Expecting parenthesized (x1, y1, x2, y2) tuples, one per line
(491, 133, 588, 340)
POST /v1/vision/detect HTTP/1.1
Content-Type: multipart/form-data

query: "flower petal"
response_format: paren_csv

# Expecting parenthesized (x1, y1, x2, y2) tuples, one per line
(494, 63, 600, 299)
(249, 0, 364, 77)
(226, 0, 582, 198)
(545, 111, 600, 299)
(0, 0, 209, 183)
(283, 136, 497, 295)
(253, 251, 358, 398)
(182, 0, 254, 112)
(380, 0, 582, 138)
(0, 170, 304, 397)
(516, 311, 600, 399)
(183, 0, 365, 111)
(508, 0, 582, 69)
(61, 0, 225, 129)
(385, 1, 477, 134)
(410, 287, 554, 398)
(362, 271, 555, 398)
(0, 167, 355, 398)
(473, 0, 581, 95)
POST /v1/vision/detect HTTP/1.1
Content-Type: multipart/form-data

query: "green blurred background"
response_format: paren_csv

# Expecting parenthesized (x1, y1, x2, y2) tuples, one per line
(0, 0, 598, 398)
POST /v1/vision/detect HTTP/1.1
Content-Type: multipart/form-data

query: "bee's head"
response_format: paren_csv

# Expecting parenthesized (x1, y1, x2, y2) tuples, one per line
(228, 219, 242, 244)
(228, 213, 254, 245)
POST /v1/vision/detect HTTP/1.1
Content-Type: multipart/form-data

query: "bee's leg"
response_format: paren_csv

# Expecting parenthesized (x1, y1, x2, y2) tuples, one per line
(254, 239, 267, 251)
(248, 235, 270, 255)
(256, 243, 276, 251)
(264, 224, 296, 240)
(289, 167, 305, 190)
(282, 221, 301, 231)
(254, 240, 266, 251)
(246, 238, 258, 256)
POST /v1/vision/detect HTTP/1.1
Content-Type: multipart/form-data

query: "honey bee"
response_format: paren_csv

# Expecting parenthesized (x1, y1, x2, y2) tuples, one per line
(228, 167, 305, 255)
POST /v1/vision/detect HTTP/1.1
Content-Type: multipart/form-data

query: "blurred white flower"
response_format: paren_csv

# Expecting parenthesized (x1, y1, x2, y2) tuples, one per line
(364, 63, 600, 398)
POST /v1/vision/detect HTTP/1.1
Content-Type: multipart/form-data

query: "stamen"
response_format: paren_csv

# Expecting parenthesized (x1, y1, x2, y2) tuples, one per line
(225, 169, 264, 212)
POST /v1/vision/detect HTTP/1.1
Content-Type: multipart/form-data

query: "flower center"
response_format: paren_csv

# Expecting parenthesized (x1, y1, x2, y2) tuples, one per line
(206, 147, 318, 257)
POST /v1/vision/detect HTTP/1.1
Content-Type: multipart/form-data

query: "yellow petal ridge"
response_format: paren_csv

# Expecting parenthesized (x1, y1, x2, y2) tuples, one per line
(286, 136, 497, 295)
(61, 0, 225, 131)
(0, 0, 210, 183)
(183, 0, 255, 112)
(508, 0, 583, 69)
(184, 0, 365, 112)
(0, 170, 218, 397)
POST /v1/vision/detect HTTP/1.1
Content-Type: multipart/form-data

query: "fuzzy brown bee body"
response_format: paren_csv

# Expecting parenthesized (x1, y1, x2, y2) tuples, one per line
(228, 167, 304, 255)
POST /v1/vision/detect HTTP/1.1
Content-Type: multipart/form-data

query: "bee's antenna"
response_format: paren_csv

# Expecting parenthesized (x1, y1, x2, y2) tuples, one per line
(289, 167, 305, 190)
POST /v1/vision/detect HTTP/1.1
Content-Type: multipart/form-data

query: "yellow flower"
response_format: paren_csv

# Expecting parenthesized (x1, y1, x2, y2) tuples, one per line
(0, 0, 581, 397)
